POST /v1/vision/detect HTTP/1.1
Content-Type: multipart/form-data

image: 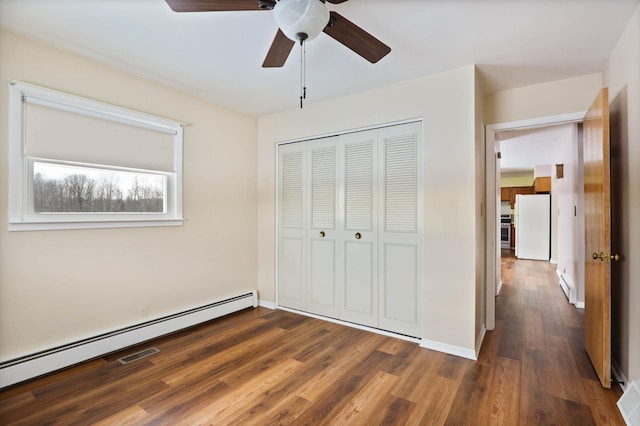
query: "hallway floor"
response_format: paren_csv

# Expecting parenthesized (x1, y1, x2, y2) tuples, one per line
(488, 250, 623, 424)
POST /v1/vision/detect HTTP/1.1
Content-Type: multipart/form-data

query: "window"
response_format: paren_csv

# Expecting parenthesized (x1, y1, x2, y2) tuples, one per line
(32, 160, 167, 214)
(8, 81, 184, 231)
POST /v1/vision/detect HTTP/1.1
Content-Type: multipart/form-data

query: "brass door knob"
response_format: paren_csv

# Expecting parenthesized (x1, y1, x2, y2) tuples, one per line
(592, 252, 622, 263)
(354, 232, 361, 240)
(319, 231, 325, 238)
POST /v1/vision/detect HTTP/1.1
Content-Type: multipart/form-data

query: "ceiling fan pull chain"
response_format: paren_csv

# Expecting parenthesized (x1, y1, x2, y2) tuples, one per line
(303, 39, 307, 101)
(299, 39, 306, 109)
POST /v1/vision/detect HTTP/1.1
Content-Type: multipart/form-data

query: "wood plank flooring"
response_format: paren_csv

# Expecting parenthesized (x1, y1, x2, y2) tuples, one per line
(0, 253, 624, 424)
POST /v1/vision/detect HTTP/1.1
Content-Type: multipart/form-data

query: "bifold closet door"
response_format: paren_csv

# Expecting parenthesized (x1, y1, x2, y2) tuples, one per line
(340, 130, 378, 328)
(277, 143, 307, 311)
(378, 122, 423, 337)
(277, 122, 423, 338)
(306, 138, 341, 318)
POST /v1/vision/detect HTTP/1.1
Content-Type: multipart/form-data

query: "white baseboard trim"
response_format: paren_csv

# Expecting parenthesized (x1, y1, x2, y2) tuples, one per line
(258, 300, 276, 310)
(0, 292, 257, 389)
(277, 306, 479, 361)
(420, 338, 477, 361)
(496, 280, 503, 296)
(612, 359, 629, 391)
(550, 258, 558, 264)
(276, 306, 421, 344)
(576, 301, 585, 309)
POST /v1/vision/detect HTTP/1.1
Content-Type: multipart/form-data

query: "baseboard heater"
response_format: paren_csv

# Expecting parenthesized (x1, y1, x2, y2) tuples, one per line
(559, 274, 577, 305)
(0, 291, 257, 389)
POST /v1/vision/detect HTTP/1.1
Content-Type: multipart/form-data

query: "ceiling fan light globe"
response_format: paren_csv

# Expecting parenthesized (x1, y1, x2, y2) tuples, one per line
(273, 0, 329, 42)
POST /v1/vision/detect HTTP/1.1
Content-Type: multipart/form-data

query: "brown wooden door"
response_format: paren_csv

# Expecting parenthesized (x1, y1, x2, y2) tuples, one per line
(583, 88, 611, 388)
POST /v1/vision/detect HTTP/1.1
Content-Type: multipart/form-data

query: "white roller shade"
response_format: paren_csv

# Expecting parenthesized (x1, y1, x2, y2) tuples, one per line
(24, 101, 175, 172)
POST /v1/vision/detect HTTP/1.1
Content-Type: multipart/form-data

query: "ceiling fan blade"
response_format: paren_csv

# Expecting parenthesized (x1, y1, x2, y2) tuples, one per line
(262, 29, 296, 68)
(165, 0, 265, 12)
(323, 11, 391, 64)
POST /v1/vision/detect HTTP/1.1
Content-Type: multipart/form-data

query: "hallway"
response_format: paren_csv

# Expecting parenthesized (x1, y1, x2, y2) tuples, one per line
(482, 251, 623, 424)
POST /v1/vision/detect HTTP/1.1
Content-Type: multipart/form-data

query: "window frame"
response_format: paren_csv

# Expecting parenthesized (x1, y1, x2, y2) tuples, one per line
(8, 81, 184, 231)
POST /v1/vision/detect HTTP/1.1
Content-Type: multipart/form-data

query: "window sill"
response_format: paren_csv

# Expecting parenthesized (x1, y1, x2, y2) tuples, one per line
(8, 219, 184, 232)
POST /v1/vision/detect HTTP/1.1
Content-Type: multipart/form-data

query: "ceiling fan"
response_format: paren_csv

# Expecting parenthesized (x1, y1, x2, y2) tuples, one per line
(164, 0, 391, 68)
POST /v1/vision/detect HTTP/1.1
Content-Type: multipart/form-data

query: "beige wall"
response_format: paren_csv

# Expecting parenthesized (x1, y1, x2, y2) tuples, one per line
(258, 66, 482, 352)
(500, 173, 534, 187)
(0, 30, 258, 359)
(605, 5, 640, 383)
(485, 73, 603, 125)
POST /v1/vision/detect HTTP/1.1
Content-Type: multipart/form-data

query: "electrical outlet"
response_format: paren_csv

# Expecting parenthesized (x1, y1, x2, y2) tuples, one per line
(140, 306, 149, 319)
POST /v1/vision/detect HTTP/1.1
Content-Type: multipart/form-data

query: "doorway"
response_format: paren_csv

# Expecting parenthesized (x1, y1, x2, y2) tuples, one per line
(485, 112, 586, 330)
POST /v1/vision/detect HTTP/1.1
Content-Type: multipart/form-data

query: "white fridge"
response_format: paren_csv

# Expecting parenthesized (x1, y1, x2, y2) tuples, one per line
(515, 194, 550, 261)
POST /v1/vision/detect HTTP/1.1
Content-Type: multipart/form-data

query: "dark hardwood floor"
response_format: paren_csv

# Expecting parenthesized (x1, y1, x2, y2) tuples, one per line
(0, 253, 624, 425)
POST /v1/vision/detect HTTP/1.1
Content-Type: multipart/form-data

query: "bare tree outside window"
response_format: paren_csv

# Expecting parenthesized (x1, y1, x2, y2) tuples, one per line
(33, 161, 166, 213)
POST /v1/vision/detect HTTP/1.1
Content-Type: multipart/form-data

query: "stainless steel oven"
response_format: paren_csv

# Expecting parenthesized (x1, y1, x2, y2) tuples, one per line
(500, 215, 512, 249)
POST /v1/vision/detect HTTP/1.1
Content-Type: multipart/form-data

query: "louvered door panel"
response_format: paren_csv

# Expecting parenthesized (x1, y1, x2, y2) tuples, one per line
(307, 139, 339, 318)
(345, 141, 374, 231)
(378, 122, 422, 337)
(340, 131, 378, 327)
(278, 143, 306, 311)
(311, 146, 336, 229)
(280, 151, 304, 229)
(384, 135, 417, 233)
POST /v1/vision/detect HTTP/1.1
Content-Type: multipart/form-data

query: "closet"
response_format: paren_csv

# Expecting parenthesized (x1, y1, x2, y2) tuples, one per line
(277, 121, 423, 337)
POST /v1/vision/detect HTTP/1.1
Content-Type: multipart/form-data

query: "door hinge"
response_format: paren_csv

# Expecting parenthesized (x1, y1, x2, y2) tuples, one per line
(497, 152, 502, 159)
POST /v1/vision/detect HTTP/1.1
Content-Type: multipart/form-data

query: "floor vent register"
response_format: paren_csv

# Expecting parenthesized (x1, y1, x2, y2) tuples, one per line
(118, 347, 160, 365)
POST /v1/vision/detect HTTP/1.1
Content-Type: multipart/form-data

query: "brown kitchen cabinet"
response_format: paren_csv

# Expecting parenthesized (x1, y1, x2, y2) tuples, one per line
(500, 187, 510, 201)
(534, 176, 551, 193)
(508, 186, 534, 208)
(501, 186, 534, 208)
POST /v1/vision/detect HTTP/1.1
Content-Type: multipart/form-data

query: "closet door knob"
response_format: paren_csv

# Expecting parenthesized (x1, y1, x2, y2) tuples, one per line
(319, 231, 325, 238)
(354, 232, 361, 240)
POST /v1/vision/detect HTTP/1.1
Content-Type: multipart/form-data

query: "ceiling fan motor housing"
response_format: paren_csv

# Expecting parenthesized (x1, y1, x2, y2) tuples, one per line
(273, 0, 330, 42)
(258, 1, 276, 10)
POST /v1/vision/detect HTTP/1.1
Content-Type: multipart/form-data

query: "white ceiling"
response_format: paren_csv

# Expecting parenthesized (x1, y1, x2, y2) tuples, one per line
(498, 124, 574, 172)
(0, 0, 638, 116)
